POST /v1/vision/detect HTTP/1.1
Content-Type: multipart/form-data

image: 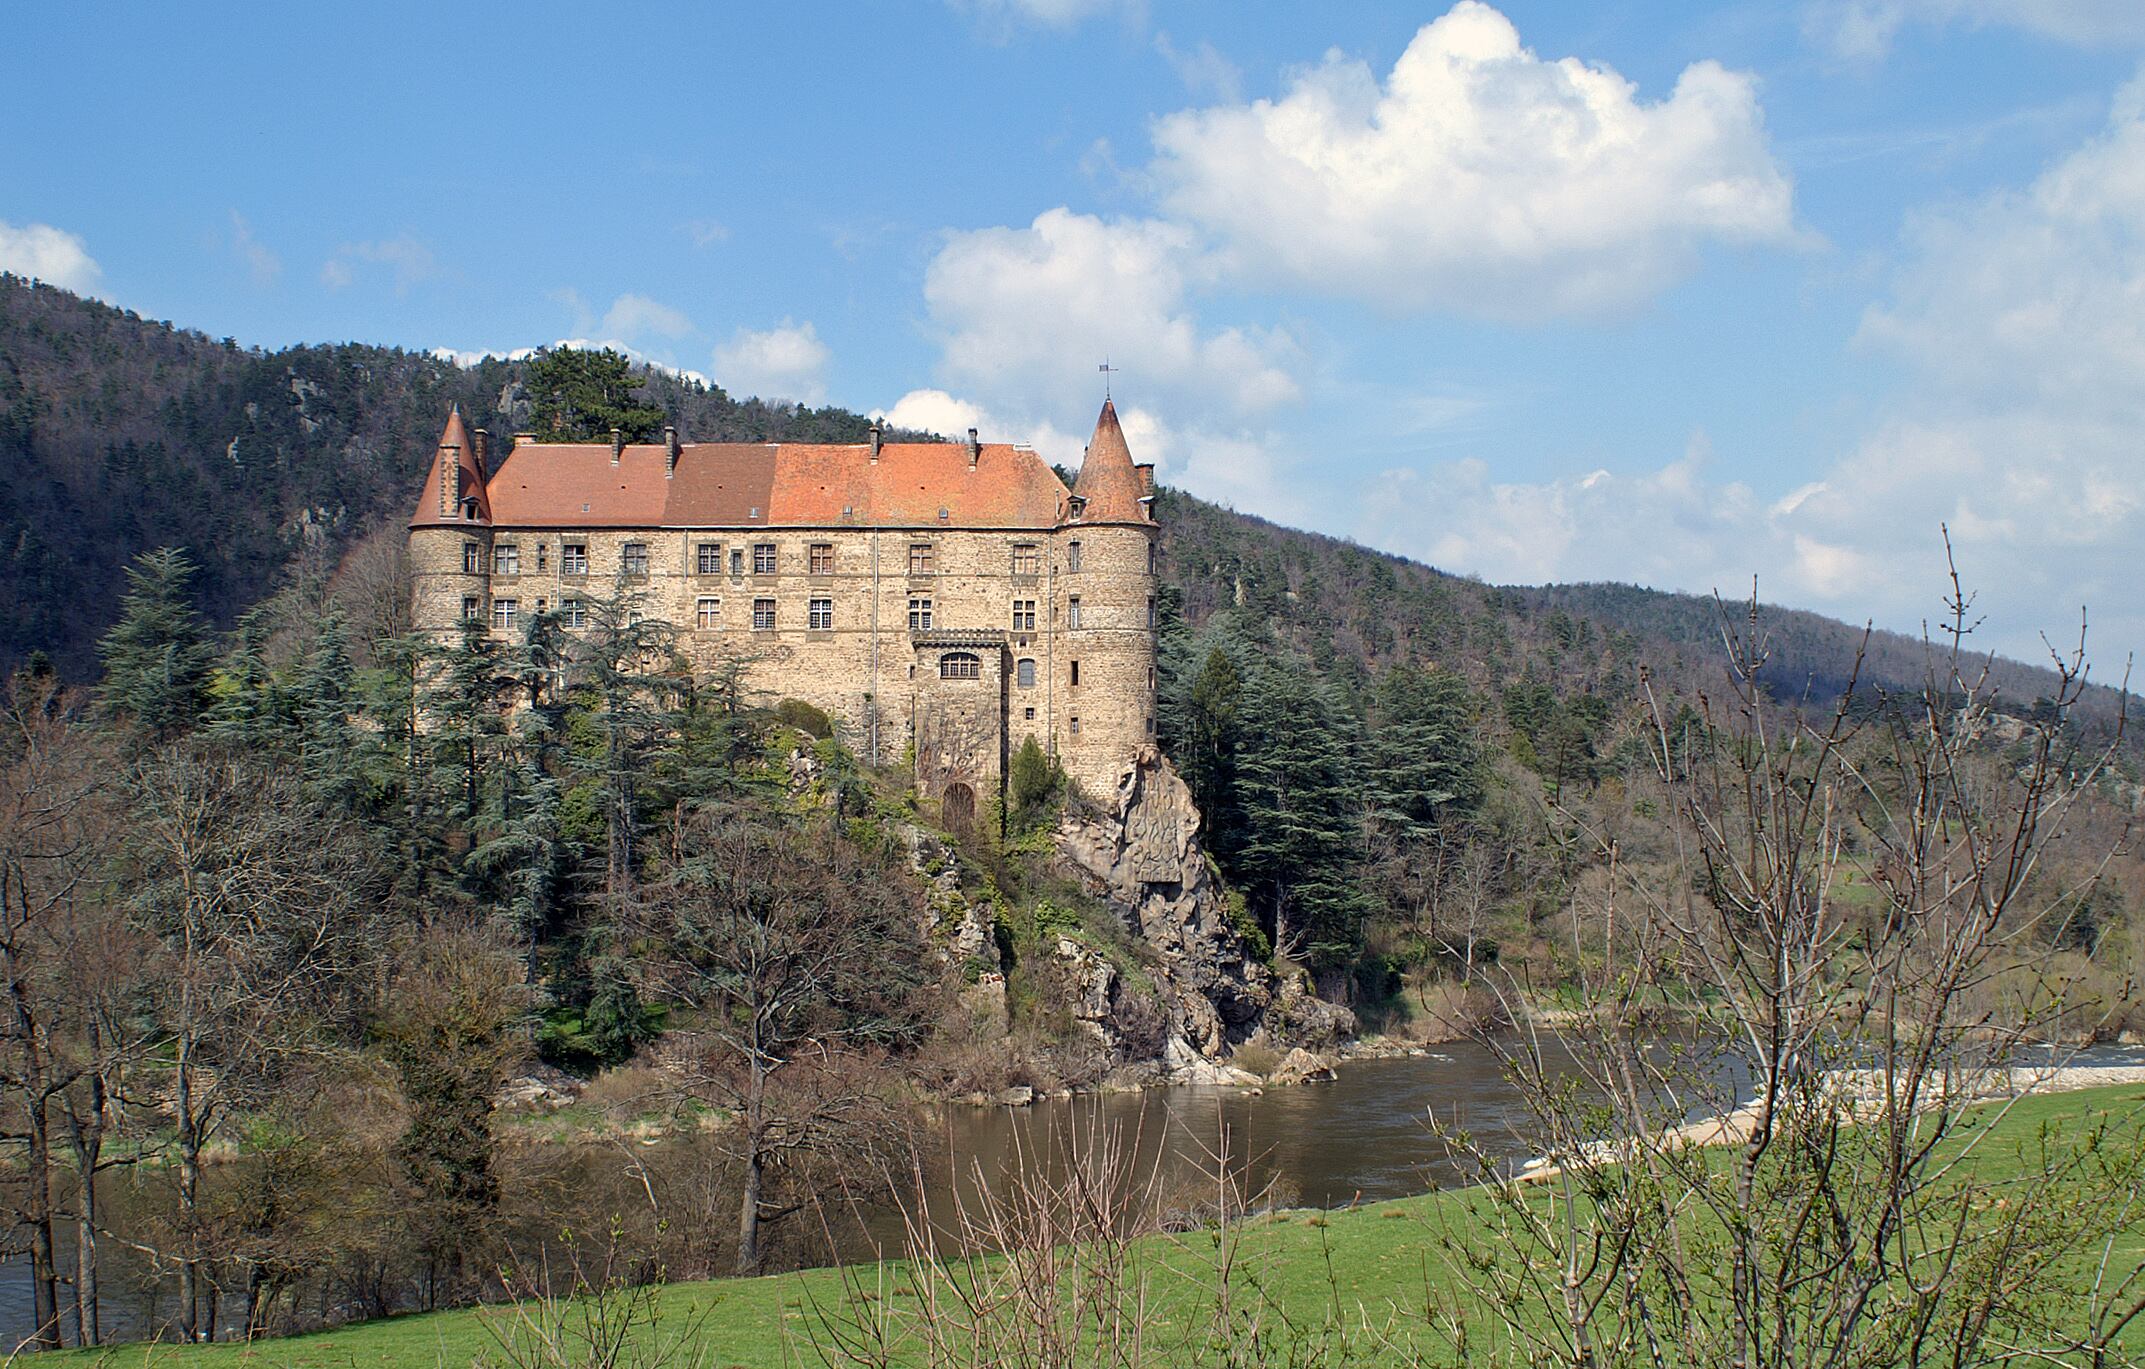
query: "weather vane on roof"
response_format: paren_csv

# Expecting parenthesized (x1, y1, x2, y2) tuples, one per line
(1099, 358, 1118, 401)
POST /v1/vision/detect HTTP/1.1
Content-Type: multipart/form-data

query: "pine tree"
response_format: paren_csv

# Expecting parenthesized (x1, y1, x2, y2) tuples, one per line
(97, 547, 216, 746)
(565, 579, 683, 897)
(1234, 660, 1369, 972)
(525, 347, 665, 442)
(1364, 664, 1481, 841)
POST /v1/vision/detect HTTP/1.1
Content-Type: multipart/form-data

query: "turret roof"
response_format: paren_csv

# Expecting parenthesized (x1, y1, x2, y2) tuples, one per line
(1069, 400, 1151, 524)
(409, 406, 491, 527)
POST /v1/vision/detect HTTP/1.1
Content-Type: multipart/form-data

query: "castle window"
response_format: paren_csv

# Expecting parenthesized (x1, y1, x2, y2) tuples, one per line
(621, 542, 649, 577)
(1147, 542, 1156, 574)
(1147, 716, 1156, 734)
(493, 544, 520, 576)
(463, 543, 483, 574)
(1067, 596, 1082, 630)
(730, 547, 744, 576)
(907, 597, 933, 631)
(562, 543, 588, 576)
(1024, 707, 1036, 720)
(753, 542, 777, 575)
(909, 542, 934, 575)
(808, 598, 833, 630)
(1066, 540, 1083, 573)
(563, 598, 586, 629)
(809, 543, 835, 575)
(491, 598, 518, 631)
(461, 595, 480, 622)
(1016, 658, 1036, 688)
(1011, 599, 1036, 632)
(752, 598, 776, 630)
(1070, 715, 1081, 736)
(537, 544, 549, 573)
(1011, 544, 1039, 576)
(940, 653, 980, 680)
(696, 597, 721, 630)
(1147, 596, 1156, 628)
(697, 542, 722, 575)
(1070, 660, 1080, 687)
(535, 597, 547, 615)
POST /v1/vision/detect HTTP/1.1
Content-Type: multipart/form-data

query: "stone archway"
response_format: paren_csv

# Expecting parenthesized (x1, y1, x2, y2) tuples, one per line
(942, 781, 977, 835)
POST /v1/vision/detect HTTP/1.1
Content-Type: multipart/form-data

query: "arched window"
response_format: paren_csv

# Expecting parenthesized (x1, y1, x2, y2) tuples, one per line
(1016, 657, 1036, 687)
(940, 652, 981, 680)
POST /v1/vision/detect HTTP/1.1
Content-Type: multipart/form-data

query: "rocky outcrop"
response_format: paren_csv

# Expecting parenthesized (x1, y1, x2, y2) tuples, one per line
(1057, 744, 1355, 1076)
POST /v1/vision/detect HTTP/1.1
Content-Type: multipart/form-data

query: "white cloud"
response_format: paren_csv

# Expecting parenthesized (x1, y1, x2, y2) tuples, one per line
(0, 220, 101, 294)
(924, 208, 1298, 418)
(684, 219, 729, 247)
(1806, 0, 2145, 61)
(1354, 77, 2145, 662)
(600, 292, 693, 341)
(713, 320, 831, 403)
(321, 234, 439, 294)
(951, 0, 1139, 33)
(1155, 32, 1241, 101)
(1149, 1, 1800, 319)
(432, 340, 712, 389)
(230, 211, 280, 285)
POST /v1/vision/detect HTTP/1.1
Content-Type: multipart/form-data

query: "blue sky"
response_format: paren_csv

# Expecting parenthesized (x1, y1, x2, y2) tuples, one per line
(7, 1, 2143, 667)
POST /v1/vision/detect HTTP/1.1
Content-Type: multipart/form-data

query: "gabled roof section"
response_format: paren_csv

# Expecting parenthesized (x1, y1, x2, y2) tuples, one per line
(1069, 400, 1151, 524)
(473, 435, 1072, 529)
(410, 406, 490, 527)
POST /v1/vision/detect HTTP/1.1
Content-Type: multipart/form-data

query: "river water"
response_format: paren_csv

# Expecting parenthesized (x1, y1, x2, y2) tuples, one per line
(3, 1037, 2139, 1349)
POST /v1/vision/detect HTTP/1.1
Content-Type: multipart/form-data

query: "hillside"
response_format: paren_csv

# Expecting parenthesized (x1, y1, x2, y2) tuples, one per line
(1, 274, 2127, 732)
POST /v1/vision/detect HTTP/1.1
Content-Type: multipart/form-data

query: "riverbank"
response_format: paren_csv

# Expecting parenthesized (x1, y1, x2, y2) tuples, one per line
(46, 1078, 2145, 1366)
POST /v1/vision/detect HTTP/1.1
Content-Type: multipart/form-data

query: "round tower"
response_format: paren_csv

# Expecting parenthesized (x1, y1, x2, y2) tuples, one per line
(1054, 399, 1158, 797)
(408, 406, 493, 646)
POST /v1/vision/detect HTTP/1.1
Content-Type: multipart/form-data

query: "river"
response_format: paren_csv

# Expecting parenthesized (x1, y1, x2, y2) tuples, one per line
(2, 1037, 2138, 1349)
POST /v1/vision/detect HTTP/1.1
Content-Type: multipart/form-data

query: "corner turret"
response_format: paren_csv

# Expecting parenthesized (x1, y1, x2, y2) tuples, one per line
(1069, 400, 1152, 525)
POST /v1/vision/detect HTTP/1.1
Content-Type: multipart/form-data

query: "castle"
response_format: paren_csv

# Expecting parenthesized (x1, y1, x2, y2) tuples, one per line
(409, 399, 1159, 821)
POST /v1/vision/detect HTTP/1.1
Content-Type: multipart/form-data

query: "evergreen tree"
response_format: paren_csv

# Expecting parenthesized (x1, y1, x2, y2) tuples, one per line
(565, 579, 683, 897)
(210, 604, 284, 751)
(420, 621, 512, 830)
(1234, 660, 1370, 972)
(1364, 664, 1482, 841)
(97, 547, 216, 746)
(525, 347, 665, 442)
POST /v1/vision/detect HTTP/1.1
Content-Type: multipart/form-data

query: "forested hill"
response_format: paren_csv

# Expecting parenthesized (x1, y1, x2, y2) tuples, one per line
(0, 274, 2125, 728)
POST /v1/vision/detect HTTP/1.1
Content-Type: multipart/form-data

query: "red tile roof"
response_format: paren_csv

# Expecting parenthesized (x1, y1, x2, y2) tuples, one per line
(466, 436, 1072, 529)
(1070, 400, 1152, 525)
(410, 407, 491, 527)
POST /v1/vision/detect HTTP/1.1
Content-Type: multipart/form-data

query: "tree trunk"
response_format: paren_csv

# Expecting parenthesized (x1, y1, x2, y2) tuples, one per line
(24, 1103, 60, 1350)
(175, 1038, 201, 1343)
(735, 1064, 765, 1276)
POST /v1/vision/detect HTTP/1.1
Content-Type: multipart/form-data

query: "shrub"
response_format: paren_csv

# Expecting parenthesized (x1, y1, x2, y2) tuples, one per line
(1006, 736, 1064, 835)
(774, 697, 832, 738)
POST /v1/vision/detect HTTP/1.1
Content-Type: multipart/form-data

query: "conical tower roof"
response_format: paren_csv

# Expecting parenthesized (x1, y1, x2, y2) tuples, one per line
(410, 405, 490, 526)
(1070, 399, 1150, 524)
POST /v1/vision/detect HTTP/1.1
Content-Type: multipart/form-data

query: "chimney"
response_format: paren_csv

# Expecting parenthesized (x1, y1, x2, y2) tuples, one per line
(473, 428, 490, 478)
(438, 440, 458, 519)
(1135, 463, 1155, 496)
(868, 418, 883, 463)
(664, 425, 680, 477)
(513, 432, 538, 446)
(967, 426, 980, 469)
(610, 427, 623, 465)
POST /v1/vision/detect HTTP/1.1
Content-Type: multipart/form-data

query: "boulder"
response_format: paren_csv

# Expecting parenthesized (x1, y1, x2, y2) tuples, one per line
(1267, 1048, 1339, 1086)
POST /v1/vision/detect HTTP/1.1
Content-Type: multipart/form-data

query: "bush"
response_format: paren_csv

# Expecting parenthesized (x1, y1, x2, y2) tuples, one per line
(773, 697, 832, 738)
(1006, 736, 1064, 835)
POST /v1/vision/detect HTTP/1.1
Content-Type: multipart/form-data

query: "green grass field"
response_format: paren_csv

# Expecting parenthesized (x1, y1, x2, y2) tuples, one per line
(58, 1083, 2145, 1368)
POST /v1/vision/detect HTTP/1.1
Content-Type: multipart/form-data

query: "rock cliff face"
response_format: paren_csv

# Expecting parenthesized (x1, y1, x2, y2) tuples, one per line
(1057, 744, 1354, 1075)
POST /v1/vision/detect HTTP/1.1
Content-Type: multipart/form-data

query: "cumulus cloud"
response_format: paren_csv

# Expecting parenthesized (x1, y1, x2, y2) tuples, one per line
(1806, 0, 2145, 61)
(230, 211, 280, 285)
(1356, 76, 2145, 661)
(321, 234, 439, 294)
(714, 320, 831, 403)
(0, 220, 102, 294)
(600, 293, 693, 341)
(1155, 32, 1241, 101)
(925, 208, 1298, 418)
(1149, 1, 1800, 319)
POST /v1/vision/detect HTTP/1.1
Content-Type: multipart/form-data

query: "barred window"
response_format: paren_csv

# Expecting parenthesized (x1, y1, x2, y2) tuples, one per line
(562, 598, 586, 629)
(697, 542, 722, 575)
(491, 598, 518, 631)
(1070, 715, 1081, 736)
(1011, 599, 1036, 632)
(1011, 544, 1039, 576)
(752, 598, 776, 630)
(809, 543, 835, 575)
(1016, 658, 1036, 688)
(697, 597, 721, 629)
(809, 598, 833, 630)
(562, 543, 588, 575)
(908, 597, 933, 631)
(622, 542, 649, 577)
(492, 544, 519, 575)
(940, 652, 980, 680)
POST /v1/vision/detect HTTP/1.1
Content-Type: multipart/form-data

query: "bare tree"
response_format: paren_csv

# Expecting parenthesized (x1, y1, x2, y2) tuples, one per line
(627, 813, 930, 1273)
(124, 742, 381, 1342)
(1430, 562, 2142, 1366)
